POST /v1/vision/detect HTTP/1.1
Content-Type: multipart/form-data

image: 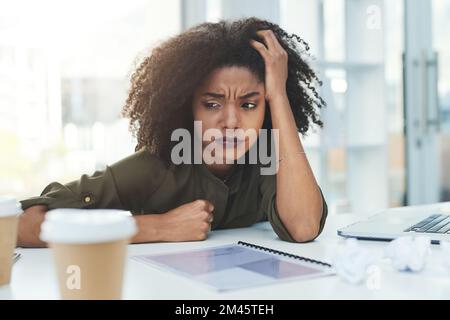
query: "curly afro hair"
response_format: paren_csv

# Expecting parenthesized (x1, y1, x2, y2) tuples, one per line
(122, 17, 325, 164)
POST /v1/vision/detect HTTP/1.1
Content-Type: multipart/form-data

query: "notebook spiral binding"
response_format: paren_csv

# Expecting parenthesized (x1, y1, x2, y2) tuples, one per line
(238, 241, 332, 268)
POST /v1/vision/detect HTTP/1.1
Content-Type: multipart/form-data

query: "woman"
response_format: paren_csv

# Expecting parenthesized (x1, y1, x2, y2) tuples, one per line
(18, 17, 327, 247)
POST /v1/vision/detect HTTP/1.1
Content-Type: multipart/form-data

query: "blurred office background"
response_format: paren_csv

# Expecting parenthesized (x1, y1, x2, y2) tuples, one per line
(0, 0, 449, 215)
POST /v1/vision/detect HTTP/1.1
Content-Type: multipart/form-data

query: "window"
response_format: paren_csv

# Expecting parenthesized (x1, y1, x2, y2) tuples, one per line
(200, 0, 405, 214)
(0, 0, 181, 198)
(1, 0, 406, 215)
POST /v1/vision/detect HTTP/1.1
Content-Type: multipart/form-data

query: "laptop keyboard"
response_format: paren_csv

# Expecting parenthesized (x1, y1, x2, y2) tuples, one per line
(404, 214, 450, 233)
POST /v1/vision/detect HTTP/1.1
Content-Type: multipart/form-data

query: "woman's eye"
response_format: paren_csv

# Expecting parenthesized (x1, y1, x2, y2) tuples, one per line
(242, 102, 257, 109)
(203, 102, 221, 109)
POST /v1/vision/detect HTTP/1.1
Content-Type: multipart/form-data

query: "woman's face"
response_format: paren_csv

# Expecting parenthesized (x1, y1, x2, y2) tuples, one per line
(192, 66, 266, 163)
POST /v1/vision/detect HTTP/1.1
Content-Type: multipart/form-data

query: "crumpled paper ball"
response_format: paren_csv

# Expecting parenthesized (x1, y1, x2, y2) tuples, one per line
(384, 236, 431, 272)
(332, 238, 378, 284)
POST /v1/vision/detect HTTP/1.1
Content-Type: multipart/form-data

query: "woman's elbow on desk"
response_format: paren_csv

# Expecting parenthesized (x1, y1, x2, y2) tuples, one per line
(276, 202, 323, 243)
(278, 205, 323, 243)
(289, 221, 321, 243)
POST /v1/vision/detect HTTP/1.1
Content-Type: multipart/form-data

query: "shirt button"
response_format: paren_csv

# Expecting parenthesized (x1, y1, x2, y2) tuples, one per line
(84, 196, 92, 203)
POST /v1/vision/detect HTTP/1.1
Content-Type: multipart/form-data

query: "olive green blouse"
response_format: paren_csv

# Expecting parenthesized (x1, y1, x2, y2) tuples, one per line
(20, 148, 328, 242)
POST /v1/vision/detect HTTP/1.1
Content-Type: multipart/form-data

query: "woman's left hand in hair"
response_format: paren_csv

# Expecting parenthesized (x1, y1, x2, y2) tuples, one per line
(250, 29, 288, 104)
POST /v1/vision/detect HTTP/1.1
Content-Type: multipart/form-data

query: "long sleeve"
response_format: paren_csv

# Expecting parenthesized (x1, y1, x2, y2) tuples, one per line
(20, 166, 124, 211)
(259, 173, 328, 242)
(20, 148, 168, 214)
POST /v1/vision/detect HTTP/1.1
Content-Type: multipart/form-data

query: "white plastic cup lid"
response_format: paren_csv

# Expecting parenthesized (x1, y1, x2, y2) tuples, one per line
(0, 196, 23, 217)
(40, 209, 137, 244)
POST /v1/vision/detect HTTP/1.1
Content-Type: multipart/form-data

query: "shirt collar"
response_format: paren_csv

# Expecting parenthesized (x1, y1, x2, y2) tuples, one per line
(195, 162, 245, 195)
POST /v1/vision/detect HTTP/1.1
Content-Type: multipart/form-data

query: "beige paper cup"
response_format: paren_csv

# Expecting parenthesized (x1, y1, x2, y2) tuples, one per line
(0, 197, 22, 286)
(40, 209, 137, 300)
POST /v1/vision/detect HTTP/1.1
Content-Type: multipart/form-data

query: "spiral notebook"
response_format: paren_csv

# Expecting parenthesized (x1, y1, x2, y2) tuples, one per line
(133, 241, 334, 291)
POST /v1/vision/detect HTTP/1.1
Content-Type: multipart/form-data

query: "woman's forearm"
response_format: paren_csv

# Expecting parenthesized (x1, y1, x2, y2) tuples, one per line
(18, 205, 164, 247)
(131, 214, 165, 243)
(18, 199, 213, 246)
(270, 94, 323, 242)
(18, 205, 48, 248)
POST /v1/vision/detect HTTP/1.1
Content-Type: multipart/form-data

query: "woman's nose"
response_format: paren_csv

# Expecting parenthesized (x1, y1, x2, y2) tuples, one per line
(222, 104, 240, 129)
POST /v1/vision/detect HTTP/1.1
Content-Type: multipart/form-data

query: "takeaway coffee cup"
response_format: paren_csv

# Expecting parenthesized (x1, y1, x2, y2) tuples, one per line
(0, 197, 22, 286)
(40, 209, 137, 299)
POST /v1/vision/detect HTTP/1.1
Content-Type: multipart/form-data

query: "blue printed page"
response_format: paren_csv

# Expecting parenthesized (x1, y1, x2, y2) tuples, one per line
(133, 244, 332, 291)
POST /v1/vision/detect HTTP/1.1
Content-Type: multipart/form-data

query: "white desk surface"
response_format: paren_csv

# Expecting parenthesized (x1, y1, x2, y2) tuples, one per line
(2, 203, 450, 300)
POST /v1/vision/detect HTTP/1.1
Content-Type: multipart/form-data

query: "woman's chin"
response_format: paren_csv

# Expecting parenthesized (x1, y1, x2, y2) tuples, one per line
(217, 147, 247, 163)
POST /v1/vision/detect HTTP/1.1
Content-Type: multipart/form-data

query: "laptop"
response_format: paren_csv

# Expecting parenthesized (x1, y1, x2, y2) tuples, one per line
(337, 204, 450, 244)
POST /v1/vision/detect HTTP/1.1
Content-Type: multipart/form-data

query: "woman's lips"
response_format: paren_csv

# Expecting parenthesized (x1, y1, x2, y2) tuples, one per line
(215, 136, 245, 148)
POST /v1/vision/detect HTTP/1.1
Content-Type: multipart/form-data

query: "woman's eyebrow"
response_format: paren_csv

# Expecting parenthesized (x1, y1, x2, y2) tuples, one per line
(203, 92, 225, 99)
(239, 91, 260, 99)
(202, 91, 260, 99)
